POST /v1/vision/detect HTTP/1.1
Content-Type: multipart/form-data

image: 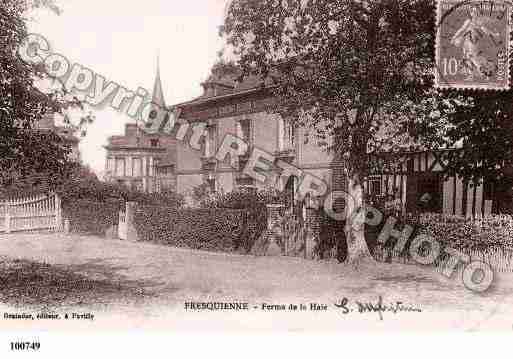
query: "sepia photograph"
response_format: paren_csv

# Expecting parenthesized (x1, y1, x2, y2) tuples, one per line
(1, 0, 513, 355)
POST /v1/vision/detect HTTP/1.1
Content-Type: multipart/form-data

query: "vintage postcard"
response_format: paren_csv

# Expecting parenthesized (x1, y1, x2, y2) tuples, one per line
(1, 0, 513, 355)
(436, 0, 511, 90)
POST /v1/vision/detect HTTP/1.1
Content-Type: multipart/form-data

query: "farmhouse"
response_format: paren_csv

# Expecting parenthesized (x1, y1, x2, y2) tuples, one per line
(104, 65, 512, 217)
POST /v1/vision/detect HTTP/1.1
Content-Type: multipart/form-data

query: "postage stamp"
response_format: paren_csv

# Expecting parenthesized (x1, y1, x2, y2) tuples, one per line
(436, 0, 511, 90)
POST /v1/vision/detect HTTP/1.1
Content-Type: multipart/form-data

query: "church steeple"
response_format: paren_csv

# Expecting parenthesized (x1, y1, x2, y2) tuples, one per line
(141, 54, 167, 137)
(151, 54, 166, 108)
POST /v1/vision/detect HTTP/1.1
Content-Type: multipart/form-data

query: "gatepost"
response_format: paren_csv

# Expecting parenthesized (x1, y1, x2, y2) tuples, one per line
(305, 198, 321, 259)
(265, 204, 284, 256)
(126, 201, 139, 242)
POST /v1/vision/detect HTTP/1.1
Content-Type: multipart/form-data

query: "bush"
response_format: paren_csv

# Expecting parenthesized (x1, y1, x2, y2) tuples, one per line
(316, 210, 345, 261)
(201, 187, 290, 253)
(57, 172, 184, 208)
(63, 199, 121, 235)
(418, 213, 513, 252)
(57, 165, 183, 235)
(134, 206, 248, 252)
(370, 212, 513, 264)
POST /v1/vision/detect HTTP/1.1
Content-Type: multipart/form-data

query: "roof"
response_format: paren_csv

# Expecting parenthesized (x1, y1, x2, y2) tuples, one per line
(174, 71, 270, 108)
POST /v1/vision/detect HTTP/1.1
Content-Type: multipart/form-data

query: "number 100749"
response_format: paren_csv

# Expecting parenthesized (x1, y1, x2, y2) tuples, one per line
(10, 342, 40, 351)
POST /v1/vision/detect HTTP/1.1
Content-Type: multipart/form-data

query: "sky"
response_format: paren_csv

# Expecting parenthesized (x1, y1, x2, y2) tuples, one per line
(27, 0, 230, 177)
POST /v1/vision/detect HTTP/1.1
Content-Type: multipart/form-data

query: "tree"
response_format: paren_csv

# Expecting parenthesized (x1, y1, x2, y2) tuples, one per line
(221, 0, 461, 264)
(443, 94, 513, 184)
(0, 0, 92, 191)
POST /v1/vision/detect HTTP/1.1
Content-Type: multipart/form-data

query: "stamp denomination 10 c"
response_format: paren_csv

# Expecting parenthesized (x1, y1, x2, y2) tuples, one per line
(436, 0, 511, 90)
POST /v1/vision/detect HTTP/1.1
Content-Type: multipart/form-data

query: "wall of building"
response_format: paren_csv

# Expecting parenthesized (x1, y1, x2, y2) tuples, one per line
(252, 112, 279, 154)
(297, 126, 333, 168)
(176, 141, 203, 172)
(177, 174, 204, 195)
(216, 116, 238, 170)
(370, 151, 496, 217)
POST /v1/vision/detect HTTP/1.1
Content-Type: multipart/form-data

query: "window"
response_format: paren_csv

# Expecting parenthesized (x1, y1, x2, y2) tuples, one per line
(236, 119, 251, 155)
(133, 180, 143, 192)
(206, 178, 216, 193)
(484, 180, 494, 200)
(278, 118, 295, 151)
(132, 158, 142, 177)
(115, 158, 125, 177)
(369, 177, 382, 195)
(407, 159, 414, 173)
(146, 157, 160, 177)
(107, 158, 115, 173)
(158, 165, 174, 176)
(159, 178, 174, 192)
(237, 119, 251, 141)
(205, 125, 217, 157)
(154, 158, 160, 176)
(284, 120, 295, 150)
(150, 139, 159, 148)
(417, 174, 442, 212)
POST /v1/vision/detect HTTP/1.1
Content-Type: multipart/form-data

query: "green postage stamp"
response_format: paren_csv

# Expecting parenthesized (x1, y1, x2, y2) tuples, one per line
(436, 0, 511, 90)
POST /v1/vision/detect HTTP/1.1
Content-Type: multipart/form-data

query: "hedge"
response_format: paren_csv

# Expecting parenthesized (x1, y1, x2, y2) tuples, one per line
(62, 199, 121, 235)
(201, 187, 290, 253)
(417, 213, 513, 251)
(134, 205, 249, 252)
(369, 212, 513, 264)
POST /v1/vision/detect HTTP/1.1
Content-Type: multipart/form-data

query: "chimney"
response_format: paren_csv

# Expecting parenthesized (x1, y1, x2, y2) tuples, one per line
(202, 82, 214, 97)
(125, 123, 138, 137)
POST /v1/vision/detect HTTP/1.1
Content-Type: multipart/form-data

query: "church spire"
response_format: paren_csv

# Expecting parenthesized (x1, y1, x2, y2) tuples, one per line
(151, 53, 166, 108)
(140, 54, 167, 138)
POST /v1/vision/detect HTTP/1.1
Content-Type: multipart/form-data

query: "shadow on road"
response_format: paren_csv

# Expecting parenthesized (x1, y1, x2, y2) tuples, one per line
(0, 257, 167, 311)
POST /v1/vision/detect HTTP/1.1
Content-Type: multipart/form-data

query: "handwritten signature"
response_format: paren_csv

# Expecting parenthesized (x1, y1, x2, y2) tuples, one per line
(334, 296, 422, 321)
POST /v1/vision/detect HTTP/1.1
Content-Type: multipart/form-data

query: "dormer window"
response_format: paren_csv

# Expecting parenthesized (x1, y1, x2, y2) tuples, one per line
(236, 119, 251, 141)
(204, 124, 217, 158)
(278, 118, 295, 151)
(236, 119, 251, 155)
(201, 81, 235, 98)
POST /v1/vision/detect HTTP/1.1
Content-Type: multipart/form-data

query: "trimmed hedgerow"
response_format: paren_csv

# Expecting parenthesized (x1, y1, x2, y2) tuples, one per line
(62, 199, 121, 235)
(371, 212, 513, 265)
(134, 205, 249, 252)
(201, 187, 290, 253)
(418, 213, 513, 252)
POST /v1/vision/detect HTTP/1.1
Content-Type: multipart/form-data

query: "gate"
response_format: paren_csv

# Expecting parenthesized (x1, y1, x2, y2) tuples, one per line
(282, 206, 307, 258)
(0, 193, 62, 233)
(118, 208, 127, 240)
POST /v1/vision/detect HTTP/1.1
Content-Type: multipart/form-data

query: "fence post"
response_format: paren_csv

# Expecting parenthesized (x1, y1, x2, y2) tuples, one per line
(305, 201, 321, 260)
(126, 201, 139, 241)
(265, 204, 284, 256)
(63, 218, 70, 234)
(5, 204, 10, 234)
(55, 193, 62, 232)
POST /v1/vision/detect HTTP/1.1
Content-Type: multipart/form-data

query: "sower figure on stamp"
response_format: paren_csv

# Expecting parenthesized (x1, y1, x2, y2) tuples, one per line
(450, 5, 501, 80)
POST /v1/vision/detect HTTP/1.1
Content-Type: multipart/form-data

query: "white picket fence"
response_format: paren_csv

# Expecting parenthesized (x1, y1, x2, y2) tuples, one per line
(0, 193, 62, 233)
